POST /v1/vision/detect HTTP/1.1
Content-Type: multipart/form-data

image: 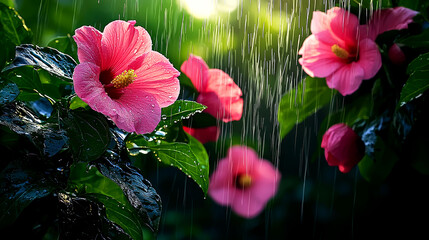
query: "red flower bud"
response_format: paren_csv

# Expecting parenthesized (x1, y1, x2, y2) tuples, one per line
(321, 123, 365, 173)
(388, 44, 406, 66)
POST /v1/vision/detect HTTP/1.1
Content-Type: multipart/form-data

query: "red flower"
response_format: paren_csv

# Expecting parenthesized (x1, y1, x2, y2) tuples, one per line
(183, 125, 219, 144)
(321, 123, 365, 173)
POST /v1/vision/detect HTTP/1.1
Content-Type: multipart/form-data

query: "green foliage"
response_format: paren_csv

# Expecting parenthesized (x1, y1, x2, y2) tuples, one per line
(47, 35, 78, 61)
(63, 110, 110, 162)
(157, 100, 207, 129)
(0, 78, 19, 105)
(3, 44, 77, 80)
(0, 3, 32, 69)
(69, 95, 88, 109)
(398, 52, 429, 107)
(278, 76, 334, 139)
(397, 29, 429, 51)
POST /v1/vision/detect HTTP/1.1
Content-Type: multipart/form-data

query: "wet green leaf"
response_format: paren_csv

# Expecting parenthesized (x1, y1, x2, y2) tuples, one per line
(69, 95, 88, 110)
(0, 162, 55, 227)
(96, 160, 162, 233)
(3, 44, 77, 80)
(398, 53, 429, 107)
(278, 76, 334, 139)
(0, 3, 32, 69)
(397, 29, 429, 51)
(157, 100, 207, 129)
(63, 110, 110, 162)
(0, 79, 19, 105)
(47, 35, 78, 61)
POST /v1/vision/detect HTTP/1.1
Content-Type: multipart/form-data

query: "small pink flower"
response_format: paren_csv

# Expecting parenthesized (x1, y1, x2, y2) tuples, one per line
(209, 146, 281, 218)
(73, 20, 180, 134)
(388, 43, 406, 65)
(183, 125, 219, 144)
(321, 123, 365, 173)
(360, 7, 419, 41)
(299, 7, 382, 96)
(181, 54, 243, 122)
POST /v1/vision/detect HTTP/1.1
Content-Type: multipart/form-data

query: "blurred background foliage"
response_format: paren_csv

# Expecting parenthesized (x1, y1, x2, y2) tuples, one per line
(2, 0, 429, 239)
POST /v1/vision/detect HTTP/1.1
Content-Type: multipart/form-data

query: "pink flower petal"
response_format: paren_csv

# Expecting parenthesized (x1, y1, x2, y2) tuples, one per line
(361, 7, 419, 40)
(183, 126, 219, 144)
(180, 54, 209, 92)
(357, 38, 382, 80)
(328, 7, 359, 45)
(298, 35, 345, 78)
(227, 146, 259, 174)
(73, 26, 103, 66)
(100, 20, 152, 75)
(209, 159, 236, 205)
(197, 92, 243, 122)
(231, 190, 266, 218)
(250, 160, 281, 203)
(129, 51, 180, 107)
(326, 62, 365, 96)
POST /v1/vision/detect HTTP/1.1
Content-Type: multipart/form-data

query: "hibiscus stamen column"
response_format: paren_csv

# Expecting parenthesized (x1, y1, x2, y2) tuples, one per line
(331, 44, 350, 59)
(111, 69, 137, 88)
(236, 174, 252, 189)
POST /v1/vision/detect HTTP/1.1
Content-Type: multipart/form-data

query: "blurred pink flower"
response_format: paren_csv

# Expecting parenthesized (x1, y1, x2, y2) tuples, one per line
(209, 146, 281, 218)
(321, 123, 365, 173)
(181, 54, 243, 122)
(183, 125, 219, 144)
(360, 7, 419, 41)
(388, 43, 406, 65)
(73, 20, 180, 134)
(299, 7, 381, 96)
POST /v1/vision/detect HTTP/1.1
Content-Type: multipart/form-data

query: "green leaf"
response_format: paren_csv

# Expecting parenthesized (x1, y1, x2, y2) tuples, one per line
(6, 66, 44, 100)
(57, 193, 132, 240)
(278, 76, 334, 139)
(399, 69, 429, 107)
(157, 100, 207, 129)
(47, 35, 78, 61)
(63, 110, 110, 162)
(3, 44, 77, 80)
(88, 194, 145, 240)
(406, 52, 429, 74)
(358, 138, 398, 184)
(69, 95, 88, 110)
(351, 0, 392, 8)
(96, 160, 162, 233)
(127, 133, 209, 196)
(0, 3, 32, 69)
(0, 79, 19, 105)
(397, 29, 429, 51)
(0, 162, 54, 227)
(0, 0, 14, 7)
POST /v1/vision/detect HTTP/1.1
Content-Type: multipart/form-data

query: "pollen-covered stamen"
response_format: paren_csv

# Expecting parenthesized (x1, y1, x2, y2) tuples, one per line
(111, 69, 136, 88)
(236, 174, 252, 189)
(331, 44, 350, 59)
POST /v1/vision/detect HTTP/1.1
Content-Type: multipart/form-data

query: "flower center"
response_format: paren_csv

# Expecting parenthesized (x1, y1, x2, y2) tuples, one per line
(235, 174, 252, 189)
(111, 69, 136, 88)
(331, 44, 350, 59)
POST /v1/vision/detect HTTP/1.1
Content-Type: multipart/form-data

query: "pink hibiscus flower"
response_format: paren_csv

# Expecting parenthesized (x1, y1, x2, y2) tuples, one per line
(73, 20, 180, 134)
(321, 123, 365, 173)
(180, 54, 243, 122)
(183, 125, 219, 144)
(209, 146, 281, 218)
(299, 7, 382, 96)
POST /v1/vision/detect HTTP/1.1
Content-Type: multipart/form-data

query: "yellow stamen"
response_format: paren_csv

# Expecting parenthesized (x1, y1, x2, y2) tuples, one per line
(331, 44, 350, 59)
(238, 174, 252, 188)
(111, 69, 136, 88)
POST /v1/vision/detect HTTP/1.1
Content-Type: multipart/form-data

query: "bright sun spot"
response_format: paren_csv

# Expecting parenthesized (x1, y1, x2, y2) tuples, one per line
(181, 0, 238, 19)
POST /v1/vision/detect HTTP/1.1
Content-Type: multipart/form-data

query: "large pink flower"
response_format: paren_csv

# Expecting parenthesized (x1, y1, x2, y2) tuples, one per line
(73, 20, 180, 134)
(299, 7, 382, 96)
(209, 146, 281, 218)
(181, 54, 243, 122)
(321, 123, 365, 173)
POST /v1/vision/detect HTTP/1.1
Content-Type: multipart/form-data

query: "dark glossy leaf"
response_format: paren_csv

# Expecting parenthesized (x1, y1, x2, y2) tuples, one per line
(278, 76, 334, 138)
(0, 162, 55, 227)
(88, 194, 145, 240)
(406, 52, 429, 74)
(63, 110, 110, 162)
(157, 100, 206, 129)
(0, 79, 19, 105)
(358, 138, 398, 184)
(69, 95, 88, 110)
(0, 103, 67, 157)
(127, 133, 209, 195)
(182, 112, 217, 128)
(397, 29, 429, 51)
(3, 44, 77, 80)
(399, 70, 429, 107)
(0, 3, 32, 69)
(47, 35, 78, 61)
(7, 66, 44, 101)
(97, 160, 162, 232)
(359, 114, 391, 159)
(57, 193, 132, 240)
